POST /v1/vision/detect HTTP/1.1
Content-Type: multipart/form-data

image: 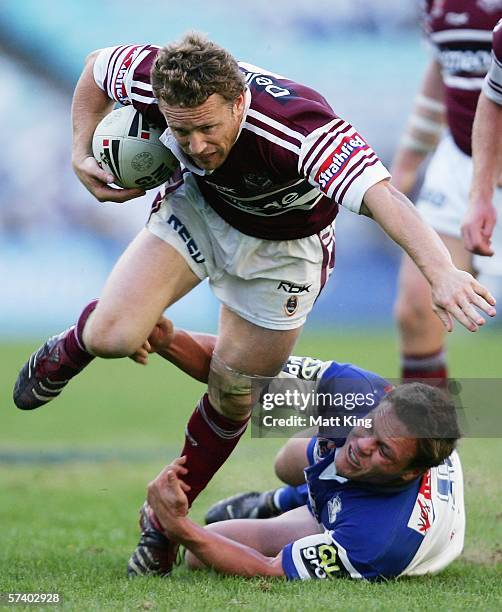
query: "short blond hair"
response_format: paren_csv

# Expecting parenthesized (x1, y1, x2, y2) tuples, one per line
(151, 32, 245, 107)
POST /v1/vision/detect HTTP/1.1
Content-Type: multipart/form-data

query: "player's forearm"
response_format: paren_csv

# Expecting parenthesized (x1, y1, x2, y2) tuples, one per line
(71, 52, 115, 165)
(171, 518, 284, 577)
(363, 181, 453, 284)
(470, 93, 502, 203)
(390, 60, 445, 194)
(156, 330, 216, 383)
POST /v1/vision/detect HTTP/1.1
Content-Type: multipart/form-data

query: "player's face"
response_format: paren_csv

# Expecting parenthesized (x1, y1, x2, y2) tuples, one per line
(160, 93, 245, 171)
(335, 403, 420, 485)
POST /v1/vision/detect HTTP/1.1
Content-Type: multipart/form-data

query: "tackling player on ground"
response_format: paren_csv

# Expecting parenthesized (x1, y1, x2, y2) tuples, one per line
(13, 32, 493, 577)
(139, 320, 464, 581)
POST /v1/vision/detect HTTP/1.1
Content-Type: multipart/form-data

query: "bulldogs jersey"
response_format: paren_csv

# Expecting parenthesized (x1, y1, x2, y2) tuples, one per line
(277, 358, 465, 580)
(282, 447, 464, 580)
(423, 0, 502, 155)
(93, 45, 390, 240)
(483, 18, 502, 103)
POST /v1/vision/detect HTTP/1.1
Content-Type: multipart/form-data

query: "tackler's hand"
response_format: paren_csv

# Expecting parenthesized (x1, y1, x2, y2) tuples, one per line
(130, 317, 175, 365)
(147, 457, 191, 534)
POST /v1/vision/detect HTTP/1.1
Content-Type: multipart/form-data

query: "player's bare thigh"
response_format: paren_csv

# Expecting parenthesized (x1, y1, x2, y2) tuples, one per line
(84, 228, 200, 357)
(214, 306, 302, 375)
(274, 436, 311, 486)
(396, 234, 473, 353)
(185, 505, 321, 569)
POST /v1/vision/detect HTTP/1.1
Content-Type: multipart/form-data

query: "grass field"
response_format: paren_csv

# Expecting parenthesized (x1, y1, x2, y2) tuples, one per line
(0, 331, 501, 611)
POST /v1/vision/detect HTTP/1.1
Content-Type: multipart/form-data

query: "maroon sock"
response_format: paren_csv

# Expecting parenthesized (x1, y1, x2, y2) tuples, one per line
(401, 349, 447, 388)
(62, 299, 98, 369)
(179, 394, 249, 506)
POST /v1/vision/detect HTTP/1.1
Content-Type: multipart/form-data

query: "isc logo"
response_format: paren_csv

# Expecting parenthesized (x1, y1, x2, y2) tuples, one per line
(283, 356, 323, 380)
(301, 543, 343, 579)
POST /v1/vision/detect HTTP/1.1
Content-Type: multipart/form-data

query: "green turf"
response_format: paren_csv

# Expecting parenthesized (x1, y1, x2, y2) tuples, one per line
(0, 331, 501, 611)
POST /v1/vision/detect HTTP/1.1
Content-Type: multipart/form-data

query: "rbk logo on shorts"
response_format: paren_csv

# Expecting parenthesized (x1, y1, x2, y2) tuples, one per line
(277, 281, 312, 294)
(167, 214, 205, 263)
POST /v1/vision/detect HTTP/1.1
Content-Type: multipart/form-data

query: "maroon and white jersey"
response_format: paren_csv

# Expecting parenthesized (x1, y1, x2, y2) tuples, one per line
(483, 18, 502, 103)
(423, 0, 502, 155)
(93, 45, 389, 240)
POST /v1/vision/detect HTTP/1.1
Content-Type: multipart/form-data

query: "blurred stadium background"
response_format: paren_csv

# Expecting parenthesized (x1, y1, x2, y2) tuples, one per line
(1, 3, 501, 606)
(1, 0, 462, 339)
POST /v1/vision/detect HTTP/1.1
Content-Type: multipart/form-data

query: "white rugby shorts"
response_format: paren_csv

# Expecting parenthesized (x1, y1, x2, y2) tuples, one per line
(416, 133, 502, 276)
(146, 173, 335, 330)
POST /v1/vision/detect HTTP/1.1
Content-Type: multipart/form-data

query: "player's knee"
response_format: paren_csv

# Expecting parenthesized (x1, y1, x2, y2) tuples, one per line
(207, 355, 258, 420)
(274, 438, 309, 486)
(84, 318, 141, 358)
(394, 292, 432, 334)
(207, 381, 253, 420)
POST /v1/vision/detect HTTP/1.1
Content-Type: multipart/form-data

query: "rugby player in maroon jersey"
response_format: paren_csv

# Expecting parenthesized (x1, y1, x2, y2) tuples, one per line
(13, 32, 495, 576)
(393, 0, 502, 386)
(464, 17, 502, 256)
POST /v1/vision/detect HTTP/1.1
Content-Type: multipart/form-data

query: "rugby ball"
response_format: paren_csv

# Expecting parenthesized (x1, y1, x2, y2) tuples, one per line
(92, 105, 179, 189)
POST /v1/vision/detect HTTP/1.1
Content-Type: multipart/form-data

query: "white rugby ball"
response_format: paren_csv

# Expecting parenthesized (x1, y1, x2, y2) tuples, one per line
(92, 105, 179, 189)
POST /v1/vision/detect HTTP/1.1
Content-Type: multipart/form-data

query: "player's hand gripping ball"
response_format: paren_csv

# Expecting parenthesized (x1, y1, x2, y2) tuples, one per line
(92, 105, 179, 189)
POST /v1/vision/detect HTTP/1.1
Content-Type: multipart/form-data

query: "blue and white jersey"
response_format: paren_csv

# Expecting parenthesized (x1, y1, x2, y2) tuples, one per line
(279, 358, 465, 581)
(281, 446, 464, 580)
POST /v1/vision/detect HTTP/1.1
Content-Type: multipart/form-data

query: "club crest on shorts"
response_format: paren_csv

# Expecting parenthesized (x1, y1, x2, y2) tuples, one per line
(284, 296, 298, 316)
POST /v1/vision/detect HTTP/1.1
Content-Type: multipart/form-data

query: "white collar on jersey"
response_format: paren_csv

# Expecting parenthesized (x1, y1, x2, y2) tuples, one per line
(159, 87, 251, 176)
(236, 86, 252, 139)
(318, 448, 348, 483)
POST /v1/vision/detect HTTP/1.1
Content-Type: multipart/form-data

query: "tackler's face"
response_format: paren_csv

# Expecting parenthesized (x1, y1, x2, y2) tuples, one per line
(335, 402, 420, 485)
(161, 93, 245, 171)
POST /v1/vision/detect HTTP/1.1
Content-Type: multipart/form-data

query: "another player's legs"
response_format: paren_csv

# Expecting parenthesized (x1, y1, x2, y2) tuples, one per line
(205, 491, 278, 523)
(205, 484, 310, 524)
(13, 229, 200, 410)
(394, 234, 473, 384)
(129, 306, 302, 576)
